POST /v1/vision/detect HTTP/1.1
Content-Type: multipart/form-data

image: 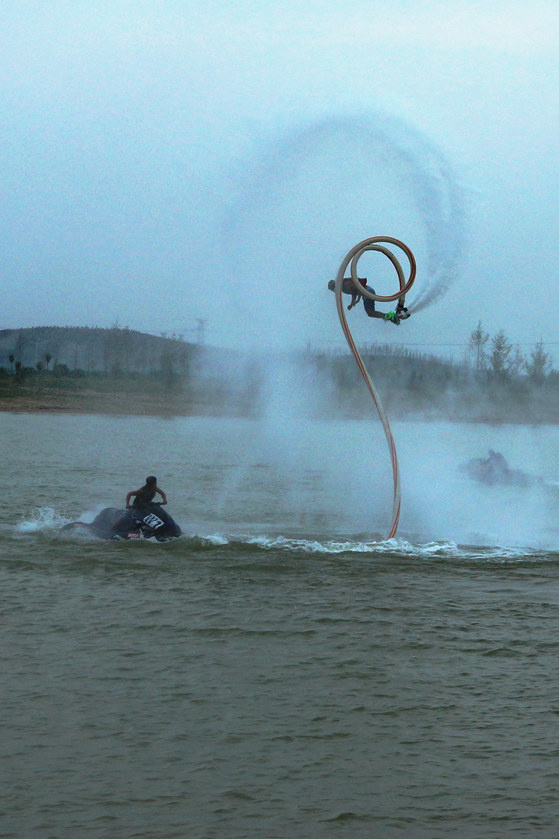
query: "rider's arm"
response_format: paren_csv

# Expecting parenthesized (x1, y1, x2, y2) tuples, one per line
(125, 490, 137, 508)
(157, 488, 168, 505)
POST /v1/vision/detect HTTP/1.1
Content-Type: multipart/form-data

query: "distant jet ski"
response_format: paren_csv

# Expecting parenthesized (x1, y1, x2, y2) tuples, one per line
(62, 502, 182, 541)
(460, 449, 543, 489)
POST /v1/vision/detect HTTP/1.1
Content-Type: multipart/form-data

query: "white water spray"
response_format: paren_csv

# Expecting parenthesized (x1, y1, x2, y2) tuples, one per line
(223, 113, 465, 321)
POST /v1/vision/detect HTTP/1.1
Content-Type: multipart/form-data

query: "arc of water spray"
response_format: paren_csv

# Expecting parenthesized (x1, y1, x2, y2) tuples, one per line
(334, 236, 416, 539)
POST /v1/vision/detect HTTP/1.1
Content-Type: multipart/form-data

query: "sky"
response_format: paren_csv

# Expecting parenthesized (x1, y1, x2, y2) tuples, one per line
(2, 0, 559, 360)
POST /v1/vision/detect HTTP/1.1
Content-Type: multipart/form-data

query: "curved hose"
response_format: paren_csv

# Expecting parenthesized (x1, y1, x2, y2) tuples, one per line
(334, 236, 416, 539)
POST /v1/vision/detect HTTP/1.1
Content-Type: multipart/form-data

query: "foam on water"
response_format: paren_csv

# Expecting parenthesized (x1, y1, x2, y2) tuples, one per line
(14, 508, 551, 566)
(15, 506, 71, 534)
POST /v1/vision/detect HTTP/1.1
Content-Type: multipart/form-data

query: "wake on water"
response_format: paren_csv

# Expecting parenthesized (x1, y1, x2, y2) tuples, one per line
(11, 505, 558, 564)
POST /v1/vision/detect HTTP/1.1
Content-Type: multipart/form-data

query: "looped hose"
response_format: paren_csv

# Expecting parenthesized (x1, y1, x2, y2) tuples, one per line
(334, 236, 416, 539)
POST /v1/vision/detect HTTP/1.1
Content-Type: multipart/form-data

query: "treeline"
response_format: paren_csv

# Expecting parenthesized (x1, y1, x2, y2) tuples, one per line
(302, 321, 558, 422)
(468, 321, 552, 384)
(1, 324, 558, 423)
(305, 340, 559, 423)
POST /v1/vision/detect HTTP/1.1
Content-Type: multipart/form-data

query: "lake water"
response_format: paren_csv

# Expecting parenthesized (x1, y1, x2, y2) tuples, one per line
(3, 413, 559, 838)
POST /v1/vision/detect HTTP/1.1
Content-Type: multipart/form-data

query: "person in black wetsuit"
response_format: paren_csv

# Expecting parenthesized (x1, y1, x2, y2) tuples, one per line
(328, 277, 410, 323)
(126, 475, 168, 510)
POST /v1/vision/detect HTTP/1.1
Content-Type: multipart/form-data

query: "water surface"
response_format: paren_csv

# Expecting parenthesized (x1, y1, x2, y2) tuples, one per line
(3, 414, 559, 838)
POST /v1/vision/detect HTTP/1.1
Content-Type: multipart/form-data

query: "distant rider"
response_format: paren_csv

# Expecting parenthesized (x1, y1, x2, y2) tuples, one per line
(126, 475, 168, 510)
(328, 277, 410, 324)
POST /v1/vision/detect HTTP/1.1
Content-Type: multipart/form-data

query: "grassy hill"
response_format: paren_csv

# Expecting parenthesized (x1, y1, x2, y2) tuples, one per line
(0, 325, 195, 375)
(0, 326, 257, 415)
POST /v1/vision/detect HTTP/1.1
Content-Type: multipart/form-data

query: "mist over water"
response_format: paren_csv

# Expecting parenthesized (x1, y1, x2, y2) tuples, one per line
(4, 412, 559, 552)
(189, 352, 559, 548)
(396, 422, 559, 548)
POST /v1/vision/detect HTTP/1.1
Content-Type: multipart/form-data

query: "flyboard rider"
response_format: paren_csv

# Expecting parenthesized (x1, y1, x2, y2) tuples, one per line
(327, 276, 410, 324)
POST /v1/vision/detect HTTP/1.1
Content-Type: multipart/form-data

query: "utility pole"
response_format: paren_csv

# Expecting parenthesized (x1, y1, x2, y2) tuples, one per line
(196, 319, 207, 345)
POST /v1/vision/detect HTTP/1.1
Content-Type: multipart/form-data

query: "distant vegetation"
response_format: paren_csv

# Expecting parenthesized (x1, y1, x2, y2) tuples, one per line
(0, 326, 259, 416)
(0, 323, 557, 423)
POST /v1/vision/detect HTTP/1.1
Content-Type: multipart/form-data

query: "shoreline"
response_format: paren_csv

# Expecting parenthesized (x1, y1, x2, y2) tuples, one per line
(0, 393, 555, 425)
(0, 392, 224, 417)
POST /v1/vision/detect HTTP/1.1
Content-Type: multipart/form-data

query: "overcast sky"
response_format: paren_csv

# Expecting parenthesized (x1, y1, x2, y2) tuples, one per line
(2, 0, 558, 359)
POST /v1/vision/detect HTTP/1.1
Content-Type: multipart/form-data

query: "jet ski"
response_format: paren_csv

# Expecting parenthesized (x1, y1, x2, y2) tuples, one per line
(62, 502, 182, 541)
(460, 449, 543, 489)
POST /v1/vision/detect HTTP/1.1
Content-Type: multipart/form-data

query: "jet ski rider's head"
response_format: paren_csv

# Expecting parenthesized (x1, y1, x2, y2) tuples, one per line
(146, 475, 157, 486)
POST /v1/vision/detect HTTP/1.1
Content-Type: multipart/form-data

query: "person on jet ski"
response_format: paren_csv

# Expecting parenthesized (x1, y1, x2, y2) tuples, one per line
(109, 475, 168, 534)
(126, 475, 168, 510)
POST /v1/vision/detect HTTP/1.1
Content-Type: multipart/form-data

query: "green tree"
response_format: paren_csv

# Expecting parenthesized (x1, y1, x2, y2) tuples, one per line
(469, 321, 489, 372)
(489, 330, 513, 379)
(526, 339, 551, 384)
(509, 344, 525, 377)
